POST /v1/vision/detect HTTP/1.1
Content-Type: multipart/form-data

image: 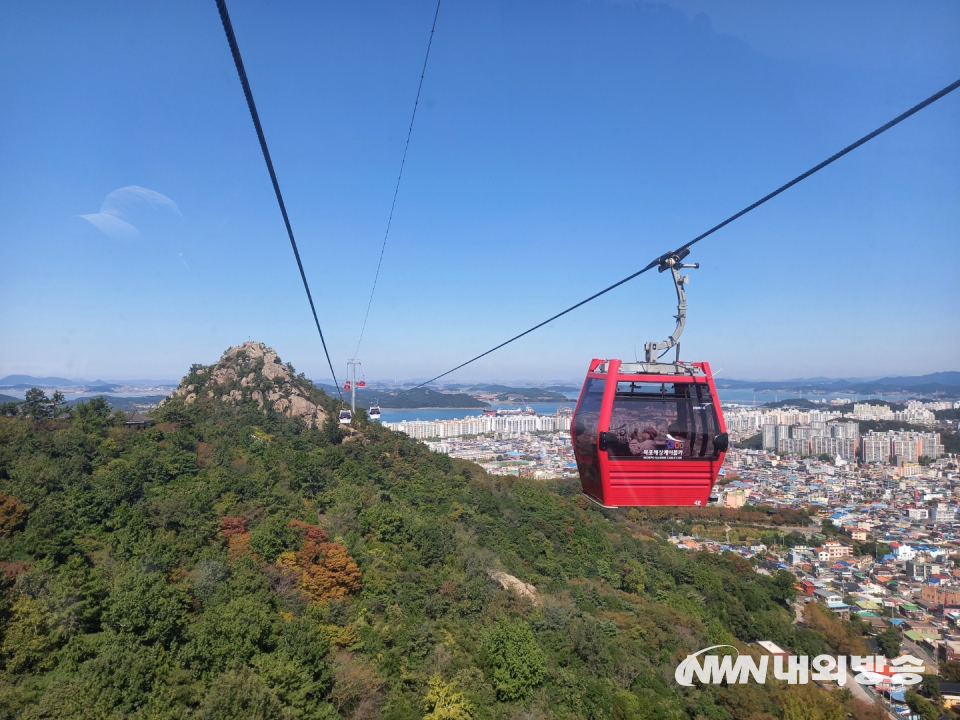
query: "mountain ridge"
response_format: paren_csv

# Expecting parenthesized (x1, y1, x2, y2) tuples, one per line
(161, 341, 332, 426)
(0, 341, 867, 718)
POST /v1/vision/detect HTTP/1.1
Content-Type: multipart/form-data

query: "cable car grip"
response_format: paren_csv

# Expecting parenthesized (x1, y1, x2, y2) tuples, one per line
(644, 249, 700, 363)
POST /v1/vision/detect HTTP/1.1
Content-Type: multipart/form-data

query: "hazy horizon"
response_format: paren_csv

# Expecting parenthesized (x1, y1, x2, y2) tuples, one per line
(2, 367, 958, 388)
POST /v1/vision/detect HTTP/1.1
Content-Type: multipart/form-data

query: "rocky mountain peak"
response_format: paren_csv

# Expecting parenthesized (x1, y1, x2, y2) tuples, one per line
(163, 341, 328, 426)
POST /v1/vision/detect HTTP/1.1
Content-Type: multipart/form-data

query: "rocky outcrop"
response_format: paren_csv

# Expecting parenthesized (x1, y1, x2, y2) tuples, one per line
(162, 342, 328, 426)
(487, 570, 541, 606)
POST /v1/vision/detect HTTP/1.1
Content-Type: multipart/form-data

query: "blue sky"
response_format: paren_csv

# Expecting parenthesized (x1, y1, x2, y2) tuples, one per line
(1, 0, 958, 384)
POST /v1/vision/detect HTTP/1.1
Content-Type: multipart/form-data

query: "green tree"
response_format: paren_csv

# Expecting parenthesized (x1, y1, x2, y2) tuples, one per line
(611, 690, 669, 720)
(781, 682, 843, 720)
(621, 558, 647, 594)
(72, 396, 113, 433)
(736, 433, 763, 449)
(197, 666, 286, 720)
(422, 674, 473, 720)
(876, 624, 901, 659)
(820, 519, 842, 536)
(51, 390, 66, 418)
(941, 661, 960, 682)
(182, 595, 280, 675)
(919, 674, 941, 701)
(102, 569, 190, 647)
(249, 515, 299, 563)
(0, 596, 57, 673)
(784, 531, 807, 547)
(320, 412, 343, 445)
(481, 618, 546, 702)
(904, 688, 938, 720)
(22, 387, 50, 420)
(771, 569, 798, 604)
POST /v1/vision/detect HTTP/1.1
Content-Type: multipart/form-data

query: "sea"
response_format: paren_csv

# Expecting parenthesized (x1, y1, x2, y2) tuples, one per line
(0, 390, 173, 402)
(3, 387, 918, 423)
(377, 388, 918, 423)
(379, 401, 578, 424)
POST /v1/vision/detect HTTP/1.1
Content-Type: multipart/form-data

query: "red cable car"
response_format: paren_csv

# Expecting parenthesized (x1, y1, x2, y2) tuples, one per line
(571, 250, 728, 507)
(344, 380, 351, 391)
(357, 380, 366, 388)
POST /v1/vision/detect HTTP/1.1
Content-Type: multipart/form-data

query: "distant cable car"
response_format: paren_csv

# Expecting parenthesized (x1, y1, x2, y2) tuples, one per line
(369, 400, 381, 421)
(357, 379, 366, 388)
(571, 250, 728, 507)
(344, 380, 351, 391)
(339, 408, 352, 425)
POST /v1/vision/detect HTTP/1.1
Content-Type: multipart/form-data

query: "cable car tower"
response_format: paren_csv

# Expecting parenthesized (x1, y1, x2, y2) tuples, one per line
(345, 359, 363, 413)
(571, 249, 728, 507)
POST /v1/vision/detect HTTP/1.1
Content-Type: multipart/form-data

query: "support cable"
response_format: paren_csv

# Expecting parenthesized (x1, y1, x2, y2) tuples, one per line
(215, 0, 343, 401)
(353, 0, 442, 359)
(415, 77, 960, 388)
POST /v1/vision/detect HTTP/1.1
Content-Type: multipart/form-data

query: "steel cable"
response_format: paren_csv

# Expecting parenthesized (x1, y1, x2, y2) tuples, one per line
(215, 0, 343, 402)
(352, 0, 442, 360)
(415, 77, 960, 389)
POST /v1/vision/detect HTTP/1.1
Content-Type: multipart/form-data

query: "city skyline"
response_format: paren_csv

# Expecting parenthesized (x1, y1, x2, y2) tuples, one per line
(2, 1, 958, 382)
(1, 368, 959, 389)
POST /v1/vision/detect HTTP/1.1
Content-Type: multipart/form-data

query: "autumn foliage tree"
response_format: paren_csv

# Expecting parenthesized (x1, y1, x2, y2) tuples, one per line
(802, 601, 868, 656)
(220, 516, 251, 560)
(0, 492, 27, 536)
(277, 521, 361, 602)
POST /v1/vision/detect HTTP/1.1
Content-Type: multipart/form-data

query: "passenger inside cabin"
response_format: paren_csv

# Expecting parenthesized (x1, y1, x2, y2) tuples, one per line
(627, 427, 658, 456)
(640, 426, 658, 451)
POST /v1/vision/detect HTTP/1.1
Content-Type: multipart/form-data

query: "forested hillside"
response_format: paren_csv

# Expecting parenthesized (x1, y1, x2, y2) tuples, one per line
(0, 346, 880, 719)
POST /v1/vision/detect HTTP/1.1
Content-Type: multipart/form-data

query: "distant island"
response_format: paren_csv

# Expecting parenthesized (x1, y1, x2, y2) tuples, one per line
(378, 388, 487, 409)
(468, 385, 571, 403)
(315, 385, 487, 409)
(717, 370, 960, 398)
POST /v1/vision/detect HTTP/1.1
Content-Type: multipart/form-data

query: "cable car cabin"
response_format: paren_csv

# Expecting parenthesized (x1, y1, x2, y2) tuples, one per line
(571, 359, 728, 507)
(369, 404, 381, 421)
(338, 409, 352, 425)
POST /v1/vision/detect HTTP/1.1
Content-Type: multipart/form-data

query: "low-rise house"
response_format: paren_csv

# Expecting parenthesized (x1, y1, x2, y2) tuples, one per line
(814, 588, 842, 604)
(940, 681, 960, 710)
(940, 640, 960, 664)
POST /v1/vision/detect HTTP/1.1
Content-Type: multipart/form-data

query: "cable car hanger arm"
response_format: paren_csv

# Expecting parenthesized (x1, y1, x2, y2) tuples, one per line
(643, 249, 699, 364)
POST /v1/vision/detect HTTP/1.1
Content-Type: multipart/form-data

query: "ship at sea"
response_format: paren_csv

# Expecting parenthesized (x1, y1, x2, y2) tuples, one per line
(491, 406, 537, 416)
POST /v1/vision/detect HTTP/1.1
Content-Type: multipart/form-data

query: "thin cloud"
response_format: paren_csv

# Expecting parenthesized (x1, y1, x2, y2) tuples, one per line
(79, 185, 182, 240)
(79, 212, 140, 241)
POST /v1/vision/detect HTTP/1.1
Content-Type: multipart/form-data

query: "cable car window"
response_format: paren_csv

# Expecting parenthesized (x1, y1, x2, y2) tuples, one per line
(607, 381, 719, 460)
(572, 378, 604, 485)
